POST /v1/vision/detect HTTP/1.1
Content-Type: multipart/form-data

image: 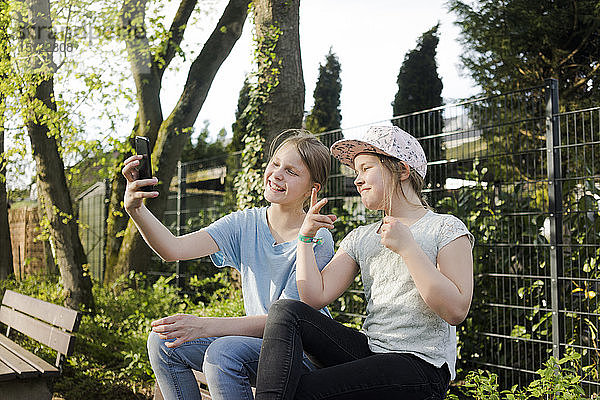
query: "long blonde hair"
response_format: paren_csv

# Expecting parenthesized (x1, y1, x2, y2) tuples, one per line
(378, 154, 431, 212)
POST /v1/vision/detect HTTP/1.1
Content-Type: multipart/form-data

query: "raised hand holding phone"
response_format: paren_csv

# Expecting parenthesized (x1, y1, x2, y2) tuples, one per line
(299, 189, 337, 239)
(134, 136, 155, 192)
(122, 149, 159, 213)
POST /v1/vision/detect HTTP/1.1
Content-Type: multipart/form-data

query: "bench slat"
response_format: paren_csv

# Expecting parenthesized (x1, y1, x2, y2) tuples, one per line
(193, 370, 208, 385)
(1, 290, 80, 332)
(0, 306, 75, 357)
(0, 343, 39, 378)
(0, 359, 16, 382)
(0, 335, 58, 376)
(199, 387, 211, 399)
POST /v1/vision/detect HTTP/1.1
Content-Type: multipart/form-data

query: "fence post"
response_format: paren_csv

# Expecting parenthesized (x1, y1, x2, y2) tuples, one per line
(176, 161, 186, 289)
(102, 179, 110, 283)
(545, 78, 564, 360)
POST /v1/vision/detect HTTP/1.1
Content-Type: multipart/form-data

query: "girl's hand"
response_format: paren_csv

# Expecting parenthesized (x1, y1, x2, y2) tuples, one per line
(151, 314, 214, 348)
(380, 216, 417, 256)
(122, 154, 159, 212)
(299, 188, 337, 238)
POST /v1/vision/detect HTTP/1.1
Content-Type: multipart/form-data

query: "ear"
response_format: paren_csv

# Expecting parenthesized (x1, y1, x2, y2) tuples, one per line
(312, 182, 322, 193)
(399, 162, 411, 181)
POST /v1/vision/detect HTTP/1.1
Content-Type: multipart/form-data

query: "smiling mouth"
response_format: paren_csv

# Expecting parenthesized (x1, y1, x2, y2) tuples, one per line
(269, 181, 286, 192)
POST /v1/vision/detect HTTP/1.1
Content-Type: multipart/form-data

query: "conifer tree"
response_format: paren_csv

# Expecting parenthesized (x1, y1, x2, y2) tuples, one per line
(449, 0, 600, 108)
(305, 49, 343, 207)
(305, 49, 342, 137)
(392, 24, 445, 191)
(392, 25, 443, 117)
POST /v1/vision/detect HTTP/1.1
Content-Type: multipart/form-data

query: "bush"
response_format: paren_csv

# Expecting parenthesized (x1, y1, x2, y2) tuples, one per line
(449, 351, 589, 400)
(0, 271, 243, 399)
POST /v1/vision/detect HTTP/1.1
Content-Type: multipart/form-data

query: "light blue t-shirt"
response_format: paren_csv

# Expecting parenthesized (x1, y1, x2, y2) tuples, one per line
(204, 207, 334, 316)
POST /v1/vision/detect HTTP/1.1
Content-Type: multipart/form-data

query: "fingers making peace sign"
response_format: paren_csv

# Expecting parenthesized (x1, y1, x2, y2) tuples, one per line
(298, 189, 338, 238)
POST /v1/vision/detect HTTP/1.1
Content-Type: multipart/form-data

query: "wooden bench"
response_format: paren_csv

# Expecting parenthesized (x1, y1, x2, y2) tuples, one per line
(0, 289, 81, 400)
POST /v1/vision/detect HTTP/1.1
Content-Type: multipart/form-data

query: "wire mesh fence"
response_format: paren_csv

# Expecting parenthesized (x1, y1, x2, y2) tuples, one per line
(146, 79, 599, 394)
(555, 106, 600, 392)
(159, 155, 234, 286)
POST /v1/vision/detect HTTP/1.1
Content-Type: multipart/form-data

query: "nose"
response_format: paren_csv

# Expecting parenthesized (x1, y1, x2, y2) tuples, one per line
(353, 173, 363, 187)
(271, 166, 284, 180)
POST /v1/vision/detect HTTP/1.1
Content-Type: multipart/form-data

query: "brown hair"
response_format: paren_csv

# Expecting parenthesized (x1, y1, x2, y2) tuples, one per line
(378, 154, 431, 211)
(269, 129, 331, 196)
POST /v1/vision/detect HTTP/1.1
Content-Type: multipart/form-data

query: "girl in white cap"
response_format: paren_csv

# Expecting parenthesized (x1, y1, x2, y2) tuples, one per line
(255, 126, 474, 400)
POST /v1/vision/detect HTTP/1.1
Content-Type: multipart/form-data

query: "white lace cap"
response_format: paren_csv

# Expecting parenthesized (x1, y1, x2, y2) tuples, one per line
(330, 126, 428, 179)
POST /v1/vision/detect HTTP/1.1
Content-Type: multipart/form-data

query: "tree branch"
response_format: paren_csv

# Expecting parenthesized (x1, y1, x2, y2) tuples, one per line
(120, 0, 162, 138)
(167, 0, 250, 127)
(157, 0, 198, 79)
(568, 62, 600, 92)
(114, 0, 250, 274)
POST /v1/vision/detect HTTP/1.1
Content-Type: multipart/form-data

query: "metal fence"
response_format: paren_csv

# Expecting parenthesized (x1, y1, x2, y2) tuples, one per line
(76, 180, 109, 282)
(160, 155, 233, 287)
(140, 79, 600, 393)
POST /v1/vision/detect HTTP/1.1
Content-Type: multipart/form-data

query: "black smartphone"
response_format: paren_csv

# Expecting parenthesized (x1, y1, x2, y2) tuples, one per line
(134, 136, 154, 192)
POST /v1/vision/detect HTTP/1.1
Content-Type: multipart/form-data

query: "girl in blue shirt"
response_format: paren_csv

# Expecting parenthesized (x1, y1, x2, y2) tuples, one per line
(121, 130, 335, 400)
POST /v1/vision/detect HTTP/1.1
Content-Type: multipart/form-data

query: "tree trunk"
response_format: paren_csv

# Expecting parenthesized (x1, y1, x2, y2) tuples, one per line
(102, 0, 167, 283)
(254, 0, 305, 149)
(114, 0, 250, 275)
(20, 0, 93, 310)
(104, 0, 203, 283)
(26, 80, 94, 310)
(0, 0, 13, 280)
(0, 125, 12, 280)
(103, 165, 129, 283)
(103, 119, 157, 284)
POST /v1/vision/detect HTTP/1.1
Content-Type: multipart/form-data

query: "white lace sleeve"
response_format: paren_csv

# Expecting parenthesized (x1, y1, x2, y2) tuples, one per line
(438, 215, 475, 250)
(339, 228, 359, 262)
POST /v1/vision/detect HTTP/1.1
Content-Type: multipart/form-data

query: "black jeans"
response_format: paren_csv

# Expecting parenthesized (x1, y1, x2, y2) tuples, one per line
(255, 299, 450, 400)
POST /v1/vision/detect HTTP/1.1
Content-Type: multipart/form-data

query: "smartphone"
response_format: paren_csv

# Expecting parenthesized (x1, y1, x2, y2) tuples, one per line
(134, 136, 154, 192)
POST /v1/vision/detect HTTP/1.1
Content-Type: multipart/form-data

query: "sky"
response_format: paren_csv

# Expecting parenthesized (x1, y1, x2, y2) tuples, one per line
(7, 0, 481, 190)
(161, 0, 481, 142)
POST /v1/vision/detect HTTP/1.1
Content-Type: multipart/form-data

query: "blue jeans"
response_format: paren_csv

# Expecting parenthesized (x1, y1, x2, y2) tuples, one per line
(148, 332, 313, 400)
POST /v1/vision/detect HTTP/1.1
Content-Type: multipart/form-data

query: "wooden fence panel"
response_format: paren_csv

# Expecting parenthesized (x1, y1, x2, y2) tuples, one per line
(7, 207, 53, 279)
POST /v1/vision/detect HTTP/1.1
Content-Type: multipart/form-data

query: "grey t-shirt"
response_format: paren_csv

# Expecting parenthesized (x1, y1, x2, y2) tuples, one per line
(204, 207, 334, 316)
(339, 210, 474, 379)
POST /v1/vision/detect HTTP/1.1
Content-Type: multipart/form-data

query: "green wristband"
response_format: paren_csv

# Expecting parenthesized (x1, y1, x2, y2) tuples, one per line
(298, 234, 323, 245)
